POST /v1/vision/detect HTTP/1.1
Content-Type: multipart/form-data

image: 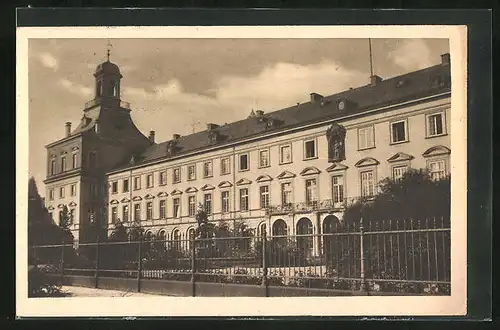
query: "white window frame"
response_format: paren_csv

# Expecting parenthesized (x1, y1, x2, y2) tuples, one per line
(279, 143, 293, 164)
(239, 188, 249, 212)
(173, 197, 180, 218)
(159, 199, 166, 219)
(281, 181, 293, 207)
(204, 193, 213, 214)
(220, 157, 231, 175)
(146, 201, 153, 220)
(61, 156, 67, 172)
(303, 138, 318, 160)
(122, 205, 129, 222)
(331, 174, 345, 205)
(134, 203, 141, 221)
(72, 152, 78, 169)
(221, 190, 230, 213)
(425, 111, 447, 138)
(259, 185, 270, 209)
(427, 158, 448, 181)
(238, 153, 250, 172)
(146, 174, 154, 188)
(258, 148, 270, 168)
(188, 195, 196, 216)
(159, 171, 167, 185)
(390, 119, 409, 144)
(70, 184, 76, 196)
(187, 164, 197, 181)
(305, 178, 318, 206)
(203, 160, 213, 178)
(392, 165, 409, 181)
(173, 167, 181, 183)
(360, 170, 376, 198)
(357, 125, 375, 150)
(60, 186, 65, 199)
(133, 176, 141, 190)
(111, 181, 118, 194)
(50, 159, 56, 175)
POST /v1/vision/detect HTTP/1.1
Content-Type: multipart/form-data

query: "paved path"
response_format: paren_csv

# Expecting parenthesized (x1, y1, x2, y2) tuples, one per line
(61, 286, 171, 297)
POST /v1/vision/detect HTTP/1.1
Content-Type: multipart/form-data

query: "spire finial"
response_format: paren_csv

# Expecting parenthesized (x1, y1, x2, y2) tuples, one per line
(106, 39, 112, 62)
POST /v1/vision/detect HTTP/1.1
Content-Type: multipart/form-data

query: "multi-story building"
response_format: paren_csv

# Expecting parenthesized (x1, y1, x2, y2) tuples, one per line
(44, 53, 451, 252)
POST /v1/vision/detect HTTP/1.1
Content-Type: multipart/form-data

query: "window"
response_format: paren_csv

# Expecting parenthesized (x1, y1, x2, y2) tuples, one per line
(49, 189, 54, 201)
(358, 126, 375, 150)
(188, 165, 196, 181)
(305, 179, 318, 206)
(427, 113, 445, 137)
(260, 186, 270, 209)
(159, 200, 166, 219)
(281, 182, 292, 206)
(134, 203, 141, 221)
(203, 161, 213, 178)
(204, 193, 212, 214)
(428, 160, 447, 181)
(304, 139, 317, 159)
(72, 153, 78, 168)
(61, 156, 67, 172)
(332, 175, 345, 204)
(390, 120, 408, 143)
(146, 174, 154, 188)
(159, 171, 167, 185)
(173, 168, 181, 183)
(221, 157, 231, 175)
(360, 170, 375, 197)
(240, 188, 249, 212)
(89, 183, 98, 197)
(221, 191, 230, 213)
(173, 198, 180, 218)
(70, 184, 76, 196)
(50, 160, 56, 175)
(188, 196, 196, 216)
(60, 186, 65, 199)
(111, 207, 118, 224)
(280, 144, 292, 164)
(259, 149, 270, 168)
(239, 154, 249, 171)
(122, 205, 129, 222)
(111, 181, 118, 194)
(392, 165, 408, 181)
(146, 202, 153, 220)
(134, 176, 141, 190)
(123, 179, 129, 192)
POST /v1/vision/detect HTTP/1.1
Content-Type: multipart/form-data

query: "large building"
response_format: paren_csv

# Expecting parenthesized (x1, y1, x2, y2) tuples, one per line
(44, 53, 451, 251)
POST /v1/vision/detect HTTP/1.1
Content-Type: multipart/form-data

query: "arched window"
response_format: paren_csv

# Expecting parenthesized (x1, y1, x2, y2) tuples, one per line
(322, 215, 341, 262)
(272, 219, 287, 236)
(296, 218, 313, 256)
(172, 229, 181, 251)
(157, 230, 166, 248)
(187, 228, 196, 251)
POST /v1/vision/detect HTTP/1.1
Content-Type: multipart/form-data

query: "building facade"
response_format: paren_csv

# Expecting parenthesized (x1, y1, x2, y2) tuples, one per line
(44, 53, 452, 251)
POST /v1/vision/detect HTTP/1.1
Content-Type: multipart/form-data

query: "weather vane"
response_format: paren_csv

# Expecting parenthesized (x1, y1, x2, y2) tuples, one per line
(106, 39, 113, 61)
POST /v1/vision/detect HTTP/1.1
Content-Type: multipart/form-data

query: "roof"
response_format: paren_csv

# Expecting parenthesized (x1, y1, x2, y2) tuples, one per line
(95, 60, 122, 77)
(110, 63, 451, 172)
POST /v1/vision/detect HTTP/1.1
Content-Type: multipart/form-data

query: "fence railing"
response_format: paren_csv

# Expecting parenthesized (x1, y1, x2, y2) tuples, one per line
(29, 217, 451, 296)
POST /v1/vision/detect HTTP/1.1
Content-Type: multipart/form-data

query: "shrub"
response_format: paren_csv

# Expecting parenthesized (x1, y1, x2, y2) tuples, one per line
(28, 265, 68, 297)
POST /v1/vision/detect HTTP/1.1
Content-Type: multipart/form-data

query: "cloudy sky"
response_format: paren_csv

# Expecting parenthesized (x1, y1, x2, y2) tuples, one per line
(28, 38, 449, 196)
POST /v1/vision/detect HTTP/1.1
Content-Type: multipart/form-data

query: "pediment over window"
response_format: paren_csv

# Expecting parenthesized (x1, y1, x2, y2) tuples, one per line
(68, 201, 77, 207)
(256, 174, 273, 183)
(57, 204, 65, 209)
(109, 199, 119, 205)
(185, 187, 198, 193)
(236, 178, 252, 186)
(201, 184, 215, 191)
(47, 205, 55, 211)
(50, 154, 57, 159)
(171, 189, 183, 195)
(71, 147, 79, 151)
(218, 181, 233, 188)
(300, 166, 321, 176)
(387, 152, 414, 163)
(355, 157, 380, 168)
(145, 194, 155, 200)
(157, 192, 168, 197)
(326, 163, 349, 172)
(120, 197, 130, 203)
(132, 196, 143, 201)
(277, 170, 296, 180)
(422, 145, 451, 158)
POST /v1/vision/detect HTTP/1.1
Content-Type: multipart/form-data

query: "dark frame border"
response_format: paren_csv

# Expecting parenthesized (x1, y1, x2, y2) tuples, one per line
(12, 8, 492, 322)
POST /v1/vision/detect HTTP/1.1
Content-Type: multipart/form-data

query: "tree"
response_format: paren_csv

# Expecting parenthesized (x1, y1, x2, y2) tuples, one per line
(109, 221, 129, 242)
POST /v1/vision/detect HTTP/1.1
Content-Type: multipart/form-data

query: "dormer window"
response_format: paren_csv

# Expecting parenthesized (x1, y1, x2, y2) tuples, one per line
(95, 79, 102, 98)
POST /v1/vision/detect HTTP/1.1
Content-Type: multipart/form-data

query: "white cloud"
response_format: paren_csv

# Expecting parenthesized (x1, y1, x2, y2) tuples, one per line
(38, 52, 59, 71)
(388, 39, 435, 71)
(58, 78, 93, 97)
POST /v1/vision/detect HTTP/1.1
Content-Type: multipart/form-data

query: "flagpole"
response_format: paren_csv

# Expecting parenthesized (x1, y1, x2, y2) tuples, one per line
(368, 38, 374, 78)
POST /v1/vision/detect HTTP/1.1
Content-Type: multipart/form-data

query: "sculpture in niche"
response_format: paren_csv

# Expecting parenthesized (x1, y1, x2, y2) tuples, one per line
(326, 123, 346, 163)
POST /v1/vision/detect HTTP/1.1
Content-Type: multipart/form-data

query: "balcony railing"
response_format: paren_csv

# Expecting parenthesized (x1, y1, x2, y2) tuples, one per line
(83, 98, 130, 110)
(266, 197, 362, 215)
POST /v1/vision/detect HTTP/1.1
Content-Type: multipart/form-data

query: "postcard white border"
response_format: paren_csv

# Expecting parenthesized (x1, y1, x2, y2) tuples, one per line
(16, 25, 467, 317)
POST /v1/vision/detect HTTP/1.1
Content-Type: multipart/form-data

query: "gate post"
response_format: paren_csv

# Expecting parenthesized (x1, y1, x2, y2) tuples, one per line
(60, 237, 65, 285)
(359, 216, 367, 293)
(191, 237, 196, 297)
(137, 234, 142, 292)
(261, 230, 269, 297)
(94, 235, 100, 289)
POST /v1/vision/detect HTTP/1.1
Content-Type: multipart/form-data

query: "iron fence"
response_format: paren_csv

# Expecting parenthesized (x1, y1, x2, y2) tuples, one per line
(29, 216, 450, 295)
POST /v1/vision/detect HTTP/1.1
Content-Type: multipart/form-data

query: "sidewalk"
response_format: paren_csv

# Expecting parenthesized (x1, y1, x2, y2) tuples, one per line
(61, 286, 173, 297)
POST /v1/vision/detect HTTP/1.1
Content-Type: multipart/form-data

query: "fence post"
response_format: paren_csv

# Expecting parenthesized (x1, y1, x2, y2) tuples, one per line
(137, 234, 142, 292)
(191, 236, 196, 297)
(359, 216, 367, 293)
(95, 235, 100, 289)
(261, 230, 269, 297)
(60, 237, 65, 285)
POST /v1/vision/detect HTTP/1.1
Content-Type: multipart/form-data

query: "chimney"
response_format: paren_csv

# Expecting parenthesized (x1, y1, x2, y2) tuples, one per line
(207, 123, 219, 131)
(173, 134, 180, 141)
(255, 110, 264, 117)
(65, 122, 71, 137)
(310, 92, 324, 103)
(148, 130, 155, 143)
(441, 53, 450, 65)
(370, 75, 383, 86)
